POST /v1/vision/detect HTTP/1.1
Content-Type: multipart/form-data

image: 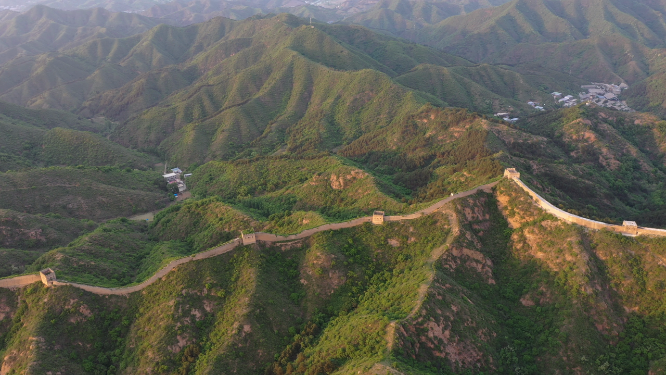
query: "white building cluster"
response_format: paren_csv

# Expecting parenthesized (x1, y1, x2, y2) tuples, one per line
(578, 83, 633, 111)
(552, 92, 578, 107)
(163, 167, 188, 193)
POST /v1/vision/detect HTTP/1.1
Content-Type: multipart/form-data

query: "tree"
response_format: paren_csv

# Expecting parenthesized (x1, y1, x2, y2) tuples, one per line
(167, 183, 179, 195)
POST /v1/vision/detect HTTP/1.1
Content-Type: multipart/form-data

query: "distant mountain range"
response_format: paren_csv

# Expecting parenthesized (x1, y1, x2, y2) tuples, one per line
(414, 0, 666, 84)
(0, 5, 173, 64)
(0, 11, 582, 165)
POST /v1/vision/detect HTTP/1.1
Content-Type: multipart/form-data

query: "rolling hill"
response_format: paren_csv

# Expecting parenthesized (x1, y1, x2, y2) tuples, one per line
(0, 9, 582, 124)
(77, 14, 577, 165)
(0, 100, 155, 171)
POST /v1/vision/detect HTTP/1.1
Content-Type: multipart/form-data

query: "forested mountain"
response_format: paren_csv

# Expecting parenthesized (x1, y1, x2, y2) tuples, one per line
(0, 11, 581, 164)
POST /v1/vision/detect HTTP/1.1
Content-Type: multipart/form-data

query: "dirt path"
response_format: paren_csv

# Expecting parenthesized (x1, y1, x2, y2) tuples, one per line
(128, 192, 192, 222)
(0, 181, 499, 295)
(383, 206, 462, 354)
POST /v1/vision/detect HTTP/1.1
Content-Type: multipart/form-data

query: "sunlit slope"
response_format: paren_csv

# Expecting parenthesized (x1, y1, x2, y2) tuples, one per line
(491, 105, 666, 227)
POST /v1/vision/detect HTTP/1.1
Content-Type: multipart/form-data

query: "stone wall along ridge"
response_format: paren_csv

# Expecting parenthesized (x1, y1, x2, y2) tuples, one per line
(0, 274, 41, 289)
(0, 180, 500, 294)
(505, 171, 666, 237)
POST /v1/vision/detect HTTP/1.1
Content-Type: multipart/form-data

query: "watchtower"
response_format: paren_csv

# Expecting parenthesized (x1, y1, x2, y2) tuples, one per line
(40, 268, 56, 286)
(504, 168, 520, 179)
(622, 221, 638, 235)
(372, 211, 385, 225)
(241, 231, 257, 245)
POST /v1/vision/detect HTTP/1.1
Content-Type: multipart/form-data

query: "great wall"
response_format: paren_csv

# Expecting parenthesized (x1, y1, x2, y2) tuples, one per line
(2, 169, 665, 295)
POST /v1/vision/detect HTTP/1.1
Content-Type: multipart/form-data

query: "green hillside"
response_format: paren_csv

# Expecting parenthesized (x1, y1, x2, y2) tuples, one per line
(492, 105, 666, 227)
(0, 100, 155, 171)
(30, 218, 192, 287)
(0, 209, 96, 277)
(42, 127, 153, 168)
(5, 4, 666, 375)
(0, 12, 577, 157)
(0, 101, 110, 171)
(189, 156, 408, 222)
(99, 15, 574, 165)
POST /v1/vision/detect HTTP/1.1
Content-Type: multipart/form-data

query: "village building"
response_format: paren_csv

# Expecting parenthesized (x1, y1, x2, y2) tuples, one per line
(163, 167, 187, 192)
(577, 82, 633, 111)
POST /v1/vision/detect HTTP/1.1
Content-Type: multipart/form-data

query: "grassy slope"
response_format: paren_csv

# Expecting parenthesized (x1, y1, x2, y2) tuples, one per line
(189, 156, 407, 222)
(30, 219, 191, 287)
(0, 166, 169, 221)
(0, 100, 156, 171)
(0, 210, 96, 277)
(42, 127, 153, 168)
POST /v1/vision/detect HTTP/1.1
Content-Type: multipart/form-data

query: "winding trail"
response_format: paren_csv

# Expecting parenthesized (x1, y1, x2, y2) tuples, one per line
(0, 181, 499, 294)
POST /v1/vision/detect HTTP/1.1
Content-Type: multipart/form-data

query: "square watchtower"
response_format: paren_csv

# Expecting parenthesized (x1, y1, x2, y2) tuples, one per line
(372, 211, 385, 225)
(504, 168, 520, 179)
(622, 221, 638, 235)
(40, 268, 56, 286)
(241, 231, 257, 245)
